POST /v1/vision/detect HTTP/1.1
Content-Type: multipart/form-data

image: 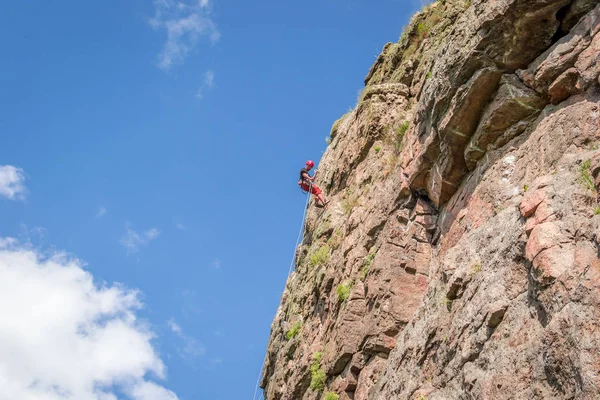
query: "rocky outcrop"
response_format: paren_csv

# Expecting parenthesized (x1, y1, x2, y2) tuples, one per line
(262, 1, 600, 399)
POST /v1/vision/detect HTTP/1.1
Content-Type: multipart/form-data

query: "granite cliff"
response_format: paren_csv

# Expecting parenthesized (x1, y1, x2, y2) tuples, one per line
(262, 0, 600, 399)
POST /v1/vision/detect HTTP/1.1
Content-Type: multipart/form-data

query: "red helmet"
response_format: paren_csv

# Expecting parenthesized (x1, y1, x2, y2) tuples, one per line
(306, 160, 315, 167)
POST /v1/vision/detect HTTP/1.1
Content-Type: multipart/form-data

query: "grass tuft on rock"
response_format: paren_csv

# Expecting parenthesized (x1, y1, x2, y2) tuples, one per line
(336, 280, 354, 302)
(361, 252, 377, 280)
(309, 245, 330, 268)
(395, 121, 409, 154)
(579, 159, 596, 193)
(324, 392, 340, 400)
(310, 352, 326, 392)
(312, 351, 323, 363)
(285, 321, 302, 341)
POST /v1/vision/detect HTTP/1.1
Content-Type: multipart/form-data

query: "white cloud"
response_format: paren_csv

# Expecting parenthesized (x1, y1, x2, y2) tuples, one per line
(0, 237, 17, 248)
(96, 206, 107, 219)
(17, 224, 47, 248)
(150, 0, 220, 71)
(130, 381, 179, 400)
(175, 223, 187, 230)
(204, 70, 214, 87)
(167, 318, 182, 335)
(0, 165, 27, 200)
(120, 225, 160, 254)
(0, 239, 179, 400)
(212, 258, 221, 269)
(195, 69, 215, 99)
(145, 228, 161, 241)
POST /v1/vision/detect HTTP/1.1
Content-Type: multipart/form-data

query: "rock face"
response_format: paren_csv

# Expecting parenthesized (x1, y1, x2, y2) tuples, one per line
(262, 1, 600, 399)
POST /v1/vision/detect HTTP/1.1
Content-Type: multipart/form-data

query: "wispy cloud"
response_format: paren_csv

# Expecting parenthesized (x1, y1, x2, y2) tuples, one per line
(0, 237, 17, 248)
(195, 69, 215, 99)
(167, 317, 205, 359)
(175, 223, 187, 230)
(150, 0, 220, 71)
(18, 224, 47, 247)
(145, 228, 161, 240)
(0, 165, 27, 201)
(0, 237, 179, 399)
(212, 258, 221, 269)
(120, 224, 160, 254)
(204, 70, 214, 87)
(182, 338, 205, 358)
(95, 206, 107, 219)
(168, 318, 183, 335)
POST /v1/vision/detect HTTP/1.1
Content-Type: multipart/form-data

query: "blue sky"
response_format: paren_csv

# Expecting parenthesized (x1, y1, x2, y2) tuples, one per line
(0, 1, 423, 399)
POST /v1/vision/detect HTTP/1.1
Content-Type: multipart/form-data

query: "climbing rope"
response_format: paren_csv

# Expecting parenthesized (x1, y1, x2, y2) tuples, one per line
(251, 182, 314, 400)
(286, 181, 313, 282)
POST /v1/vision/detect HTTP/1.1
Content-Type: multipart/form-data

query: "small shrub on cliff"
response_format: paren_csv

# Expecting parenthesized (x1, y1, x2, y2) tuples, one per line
(396, 121, 409, 137)
(324, 392, 340, 400)
(579, 159, 596, 193)
(360, 266, 370, 281)
(416, 4, 442, 40)
(285, 321, 302, 341)
(312, 351, 323, 363)
(336, 280, 354, 302)
(309, 245, 330, 268)
(416, 22, 429, 39)
(374, 145, 381, 153)
(394, 121, 409, 153)
(361, 252, 377, 280)
(594, 206, 600, 215)
(310, 367, 326, 391)
(310, 352, 326, 391)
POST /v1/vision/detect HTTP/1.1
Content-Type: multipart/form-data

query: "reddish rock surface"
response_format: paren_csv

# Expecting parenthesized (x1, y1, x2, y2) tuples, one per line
(261, 1, 600, 399)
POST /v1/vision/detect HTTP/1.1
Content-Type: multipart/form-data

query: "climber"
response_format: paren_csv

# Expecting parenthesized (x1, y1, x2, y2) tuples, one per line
(299, 160, 329, 208)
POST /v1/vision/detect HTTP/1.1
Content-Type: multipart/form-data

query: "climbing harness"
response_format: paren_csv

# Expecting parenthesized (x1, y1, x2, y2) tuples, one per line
(298, 172, 313, 195)
(251, 181, 314, 400)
